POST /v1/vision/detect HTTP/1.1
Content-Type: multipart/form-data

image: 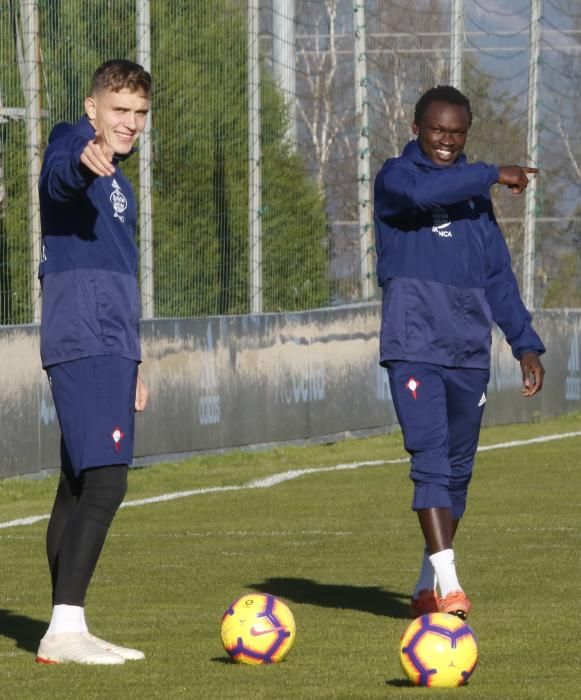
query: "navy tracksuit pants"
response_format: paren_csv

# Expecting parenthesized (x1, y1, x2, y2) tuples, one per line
(387, 361, 489, 519)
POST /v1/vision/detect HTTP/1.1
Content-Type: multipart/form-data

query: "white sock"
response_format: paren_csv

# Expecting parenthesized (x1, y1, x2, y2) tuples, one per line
(429, 549, 462, 598)
(45, 604, 85, 636)
(413, 548, 438, 597)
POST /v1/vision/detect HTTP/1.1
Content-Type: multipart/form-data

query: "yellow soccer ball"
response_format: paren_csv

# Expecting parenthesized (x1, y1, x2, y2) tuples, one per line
(399, 613, 478, 688)
(220, 593, 296, 665)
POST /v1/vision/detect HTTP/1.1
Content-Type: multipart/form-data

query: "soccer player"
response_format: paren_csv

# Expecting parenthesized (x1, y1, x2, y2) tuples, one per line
(374, 85, 545, 619)
(36, 59, 151, 664)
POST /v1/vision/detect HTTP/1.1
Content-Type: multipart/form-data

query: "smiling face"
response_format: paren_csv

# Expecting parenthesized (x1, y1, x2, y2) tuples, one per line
(84, 87, 149, 155)
(412, 100, 470, 166)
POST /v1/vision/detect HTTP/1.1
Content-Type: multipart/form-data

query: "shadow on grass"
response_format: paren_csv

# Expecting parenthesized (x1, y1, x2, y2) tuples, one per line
(385, 678, 414, 688)
(210, 656, 237, 665)
(0, 608, 46, 654)
(247, 577, 409, 619)
(386, 678, 473, 689)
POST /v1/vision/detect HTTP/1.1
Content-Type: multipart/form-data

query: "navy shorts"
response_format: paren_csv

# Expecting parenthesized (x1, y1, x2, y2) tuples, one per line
(387, 361, 490, 519)
(47, 356, 138, 476)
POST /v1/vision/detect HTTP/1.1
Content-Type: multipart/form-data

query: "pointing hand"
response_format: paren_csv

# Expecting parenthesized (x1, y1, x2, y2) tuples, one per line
(497, 166, 539, 195)
(80, 133, 115, 177)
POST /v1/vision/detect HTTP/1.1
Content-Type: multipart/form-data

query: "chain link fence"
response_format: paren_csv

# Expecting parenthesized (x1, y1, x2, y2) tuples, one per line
(0, 0, 579, 325)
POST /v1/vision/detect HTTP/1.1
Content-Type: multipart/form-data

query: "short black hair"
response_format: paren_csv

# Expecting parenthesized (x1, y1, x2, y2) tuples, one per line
(414, 85, 472, 127)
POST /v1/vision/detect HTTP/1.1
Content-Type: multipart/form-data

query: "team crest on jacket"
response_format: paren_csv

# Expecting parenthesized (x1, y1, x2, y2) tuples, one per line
(111, 426, 125, 452)
(405, 377, 420, 400)
(110, 179, 127, 223)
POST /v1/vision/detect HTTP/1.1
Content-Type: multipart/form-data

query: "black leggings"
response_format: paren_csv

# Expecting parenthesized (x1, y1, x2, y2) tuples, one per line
(46, 466, 128, 606)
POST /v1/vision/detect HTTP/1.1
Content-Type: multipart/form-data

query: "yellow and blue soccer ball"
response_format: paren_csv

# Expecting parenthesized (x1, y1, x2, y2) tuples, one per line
(220, 593, 296, 665)
(399, 613, 478, 688)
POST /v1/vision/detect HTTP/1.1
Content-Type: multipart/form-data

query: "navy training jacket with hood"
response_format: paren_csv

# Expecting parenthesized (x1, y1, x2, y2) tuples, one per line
(38, 116, 141, 369)
(373, 139, 545, 369)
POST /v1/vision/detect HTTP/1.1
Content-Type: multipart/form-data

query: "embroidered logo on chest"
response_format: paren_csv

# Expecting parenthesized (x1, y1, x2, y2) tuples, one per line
(110, 179, 127, 223)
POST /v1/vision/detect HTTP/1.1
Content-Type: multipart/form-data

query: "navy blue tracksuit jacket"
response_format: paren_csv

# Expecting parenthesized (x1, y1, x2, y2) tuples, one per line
(38, 116, 141, 369)
(374, 139, 545, 369)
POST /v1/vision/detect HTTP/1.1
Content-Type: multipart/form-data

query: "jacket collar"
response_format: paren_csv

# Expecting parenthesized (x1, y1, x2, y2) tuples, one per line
(402, 138, 467, 170)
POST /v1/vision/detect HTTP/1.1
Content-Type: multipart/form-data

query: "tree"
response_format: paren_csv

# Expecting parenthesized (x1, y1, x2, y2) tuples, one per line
(543, 246, 581, 308)
(0, 2, 30, 324)
(151, 0, 328, 315)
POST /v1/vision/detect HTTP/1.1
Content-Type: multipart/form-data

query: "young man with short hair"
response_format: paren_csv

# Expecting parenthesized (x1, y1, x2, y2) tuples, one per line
(36, 59, 151, 664)
(374, 85, 545, 619)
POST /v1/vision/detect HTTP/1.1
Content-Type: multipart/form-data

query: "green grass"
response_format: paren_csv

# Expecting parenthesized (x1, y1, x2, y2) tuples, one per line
(0, 413, 579, 699)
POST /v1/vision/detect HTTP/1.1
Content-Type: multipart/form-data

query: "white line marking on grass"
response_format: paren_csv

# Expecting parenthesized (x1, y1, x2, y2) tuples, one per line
(0, 514, 50, 529)
(1, 430, 579, 531)
(109, 529, 354, 539)
(476, 431, 581, 452)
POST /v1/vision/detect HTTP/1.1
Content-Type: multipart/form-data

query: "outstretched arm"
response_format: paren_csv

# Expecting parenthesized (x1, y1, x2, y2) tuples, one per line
(374, 160, 499, 219)
(41, 130, 115, 203)
(374, 159, 539, 221)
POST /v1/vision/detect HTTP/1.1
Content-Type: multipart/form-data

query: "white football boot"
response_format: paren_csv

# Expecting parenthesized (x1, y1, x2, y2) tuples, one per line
(36, 632, 125, 665)
(85, 633, 145, 660)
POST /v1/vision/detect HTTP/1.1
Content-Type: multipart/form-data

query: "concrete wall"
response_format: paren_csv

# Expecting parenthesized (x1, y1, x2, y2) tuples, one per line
(1, 306, 580, 478)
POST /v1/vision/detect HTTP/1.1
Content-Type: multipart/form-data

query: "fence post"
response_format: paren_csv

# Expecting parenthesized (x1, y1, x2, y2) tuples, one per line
(248, 0, 262, 314)
(273, 0, 296, 149)
(136, 0, 154, 319)
(523, 0, 542, 310)
(20, 0, 42, 323)
(353, 0, 373, 301)
(450, 0, 463, 89)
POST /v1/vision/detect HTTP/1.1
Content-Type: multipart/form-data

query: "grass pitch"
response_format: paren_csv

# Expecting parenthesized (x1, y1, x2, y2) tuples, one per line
(0, 413, 579, 699)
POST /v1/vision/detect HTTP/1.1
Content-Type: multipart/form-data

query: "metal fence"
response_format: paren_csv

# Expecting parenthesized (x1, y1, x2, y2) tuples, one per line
(0, 0, 579, 325)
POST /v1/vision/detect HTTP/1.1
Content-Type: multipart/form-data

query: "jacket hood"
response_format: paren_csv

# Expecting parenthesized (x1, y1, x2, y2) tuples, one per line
(402, 139, 467, 170)
(48, 121, 75, 144)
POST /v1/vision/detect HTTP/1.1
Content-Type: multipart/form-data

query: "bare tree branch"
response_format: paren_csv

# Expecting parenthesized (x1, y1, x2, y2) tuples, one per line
(558, 119, 581, 183)
(296, 0, 354, 189)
